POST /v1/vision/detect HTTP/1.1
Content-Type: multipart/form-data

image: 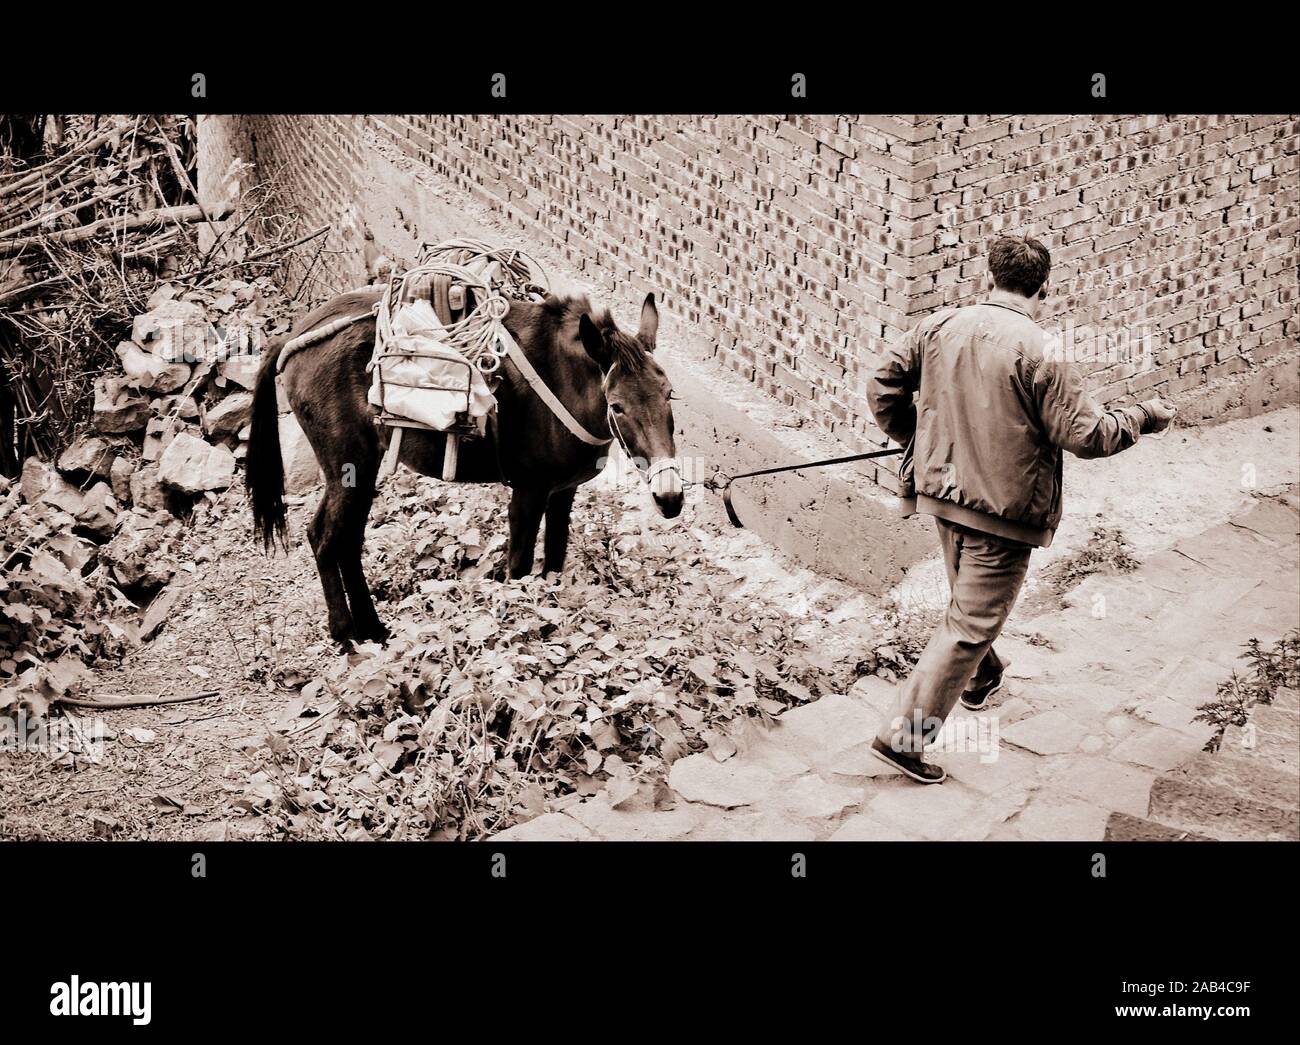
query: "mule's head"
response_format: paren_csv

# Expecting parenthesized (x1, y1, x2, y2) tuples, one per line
(578, 294, 683, 518)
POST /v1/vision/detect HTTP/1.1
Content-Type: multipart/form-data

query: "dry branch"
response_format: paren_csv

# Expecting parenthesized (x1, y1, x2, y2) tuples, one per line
(0, 116, 330, 470)
(0, 201, 233, 257)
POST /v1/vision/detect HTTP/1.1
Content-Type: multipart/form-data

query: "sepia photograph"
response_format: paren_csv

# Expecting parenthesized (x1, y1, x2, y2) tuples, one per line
(1, 109, 1296, 851)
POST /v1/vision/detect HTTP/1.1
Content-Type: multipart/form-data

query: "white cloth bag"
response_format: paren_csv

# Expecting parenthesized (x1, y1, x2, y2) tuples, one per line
(367, 299, 496, 430)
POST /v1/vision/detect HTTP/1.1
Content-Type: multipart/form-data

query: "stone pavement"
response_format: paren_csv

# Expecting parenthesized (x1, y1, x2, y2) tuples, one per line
(492, 492, 1300, 842)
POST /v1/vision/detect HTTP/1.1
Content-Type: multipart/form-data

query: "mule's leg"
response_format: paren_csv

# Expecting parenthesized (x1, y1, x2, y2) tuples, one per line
(507, 485, 548, 579)
(336, 462, 388, 643)
(307, 486, 354, 644)
(542, 488, 576, 575)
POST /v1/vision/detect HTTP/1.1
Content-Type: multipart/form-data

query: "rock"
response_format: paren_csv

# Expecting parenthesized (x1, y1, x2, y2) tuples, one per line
(825, 741, 903, 778)
(1108, 725, 1206, 772)
(92, 376, 152, 434)
(103, 513, 175, 596)
(772, 692, 878, 769)
(741, 738, 812, 781)
(236, 424, 251, 441)
(1273, 686, 1300, 713)
(1105, 714, 1136, 737)
(279, 412, 321, 494)
(131, 299, 209, 363)
(868, 782, 979, 840)
(219, 354, 261, 390)
(152, 394, 199, 420)
(110, 456, 134, 504)
(565, 795, 702, 841)
(667, 753, 776, 808)
(143, 416, 185, 463)
(36, 472, 85, 516)
(33, 474, 119, 540)
(116, 341, 192, 393)
(690, 810, 819, 842)
(848, 674, 897, 716)
(57, 436, 117, 483)
(1170, 749, 1300, 813)
(1000, 709, 1090, 755)
(1148, 772, 1299, 841)
(20, 456, 57, 503)
(1103, 811, 1213, 842)
(1049, 756, 1156, 818)
(1012, 795, 1110, 841)
(992, 696, 1034, 722)
(489, 812, 596, 841)
(73, 483, 120, 541)
(204, 391, 254, 438)
(777, 774, 862, 820)
(140, 585, 181, 640)
(158, 433, 235, 494)
(130, 464, 170, 512)
(829, 814, 919, 841)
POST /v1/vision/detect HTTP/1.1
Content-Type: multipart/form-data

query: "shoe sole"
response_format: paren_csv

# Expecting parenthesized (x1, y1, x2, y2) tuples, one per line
(870, 745, 947, 784)
(960, 676, 1006, 712)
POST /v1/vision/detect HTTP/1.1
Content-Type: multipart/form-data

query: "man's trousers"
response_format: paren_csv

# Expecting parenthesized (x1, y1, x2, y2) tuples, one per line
(876, 518, 1033, 750)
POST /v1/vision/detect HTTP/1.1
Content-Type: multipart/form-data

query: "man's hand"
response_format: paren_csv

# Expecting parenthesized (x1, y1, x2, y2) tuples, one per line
(1141, 398, 1177, 433)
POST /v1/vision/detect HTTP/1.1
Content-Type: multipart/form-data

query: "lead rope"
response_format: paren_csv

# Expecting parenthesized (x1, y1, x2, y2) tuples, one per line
(706, 447, 905, 528)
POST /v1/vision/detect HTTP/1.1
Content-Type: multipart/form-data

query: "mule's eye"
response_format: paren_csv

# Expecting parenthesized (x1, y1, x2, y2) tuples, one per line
(610, 402, 625, 414)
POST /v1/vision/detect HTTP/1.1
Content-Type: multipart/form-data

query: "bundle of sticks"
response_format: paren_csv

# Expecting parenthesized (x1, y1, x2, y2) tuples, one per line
(0, 115, 326, 471)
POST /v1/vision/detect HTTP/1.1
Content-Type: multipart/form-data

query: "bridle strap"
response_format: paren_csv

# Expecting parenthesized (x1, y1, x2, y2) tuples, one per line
(605, 394, 680, 487)
(502, 327, 612, 447)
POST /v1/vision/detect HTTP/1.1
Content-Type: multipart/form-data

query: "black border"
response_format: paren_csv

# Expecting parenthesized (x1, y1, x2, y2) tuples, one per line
(4, 838, 1296, 884)
(1, 58, 1295, 112)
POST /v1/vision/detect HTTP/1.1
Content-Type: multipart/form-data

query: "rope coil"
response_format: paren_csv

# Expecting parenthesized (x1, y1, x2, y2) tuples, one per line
(369, 238, 550, 380)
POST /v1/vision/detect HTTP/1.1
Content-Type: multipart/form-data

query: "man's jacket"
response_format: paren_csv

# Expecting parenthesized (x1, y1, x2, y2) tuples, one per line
(866, 297, 1153, 548)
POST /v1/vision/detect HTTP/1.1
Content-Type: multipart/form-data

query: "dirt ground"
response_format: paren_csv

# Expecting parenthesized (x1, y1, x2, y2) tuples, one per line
(1, 406, 1295, 840)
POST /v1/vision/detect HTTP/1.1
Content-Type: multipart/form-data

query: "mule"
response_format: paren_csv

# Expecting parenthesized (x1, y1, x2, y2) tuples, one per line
(246, 290, 681, 645)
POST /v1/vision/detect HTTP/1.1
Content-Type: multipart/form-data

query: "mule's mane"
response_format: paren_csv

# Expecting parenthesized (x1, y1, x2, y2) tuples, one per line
(527, 294, 649, 372)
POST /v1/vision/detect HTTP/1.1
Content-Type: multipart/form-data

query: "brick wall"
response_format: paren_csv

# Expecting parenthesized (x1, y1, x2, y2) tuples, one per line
(906, 115, 1299, 408)
(199, 114, 1299, 460)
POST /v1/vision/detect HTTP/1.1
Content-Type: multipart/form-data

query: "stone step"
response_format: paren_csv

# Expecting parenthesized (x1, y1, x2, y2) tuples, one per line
(1147, 774, 1299, 841)
(1250, 702, 1300, 738)
(1171, 749, 1300, 813)
(1103, 811, 1214, 842)
(1220, 722, 1300, 775)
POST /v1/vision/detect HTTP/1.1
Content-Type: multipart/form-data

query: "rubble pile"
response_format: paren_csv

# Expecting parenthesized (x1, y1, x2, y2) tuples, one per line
(1, 276, 324, 713)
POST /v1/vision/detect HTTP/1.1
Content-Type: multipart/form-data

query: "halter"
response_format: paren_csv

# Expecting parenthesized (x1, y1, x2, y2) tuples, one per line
(601, 364, 683, 490)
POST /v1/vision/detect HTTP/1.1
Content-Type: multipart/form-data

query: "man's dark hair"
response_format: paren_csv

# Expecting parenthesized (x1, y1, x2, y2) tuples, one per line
(988, 235, 1051, 298)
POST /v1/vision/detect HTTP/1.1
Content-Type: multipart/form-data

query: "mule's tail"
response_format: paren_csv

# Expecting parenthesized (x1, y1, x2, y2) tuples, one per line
(247, 337, 287, 552)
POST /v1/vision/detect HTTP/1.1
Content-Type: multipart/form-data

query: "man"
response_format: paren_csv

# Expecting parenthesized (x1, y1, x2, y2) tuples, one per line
(866, 234, 1175, 783)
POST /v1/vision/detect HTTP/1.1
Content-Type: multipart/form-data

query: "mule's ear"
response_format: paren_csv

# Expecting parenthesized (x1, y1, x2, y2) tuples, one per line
(639, 292, 659, 349)
(578, 312, 610, 369)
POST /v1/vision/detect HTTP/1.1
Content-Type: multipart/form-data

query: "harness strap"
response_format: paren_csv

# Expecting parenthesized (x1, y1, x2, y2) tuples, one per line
(502, 327, 612, 447)
(277, 310, 375, 375)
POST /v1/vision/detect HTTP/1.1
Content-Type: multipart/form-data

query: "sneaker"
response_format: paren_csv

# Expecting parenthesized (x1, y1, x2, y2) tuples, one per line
(869, 737, 947, 784)
(960, 668, 1007, 711)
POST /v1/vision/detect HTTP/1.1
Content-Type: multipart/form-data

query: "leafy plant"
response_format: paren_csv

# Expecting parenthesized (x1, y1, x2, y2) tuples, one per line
(1040, 524, 1139, 595)
(1194, 629, 1300, 751)
(246, 477, 853, 840)
(854, 603, 942, 682)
